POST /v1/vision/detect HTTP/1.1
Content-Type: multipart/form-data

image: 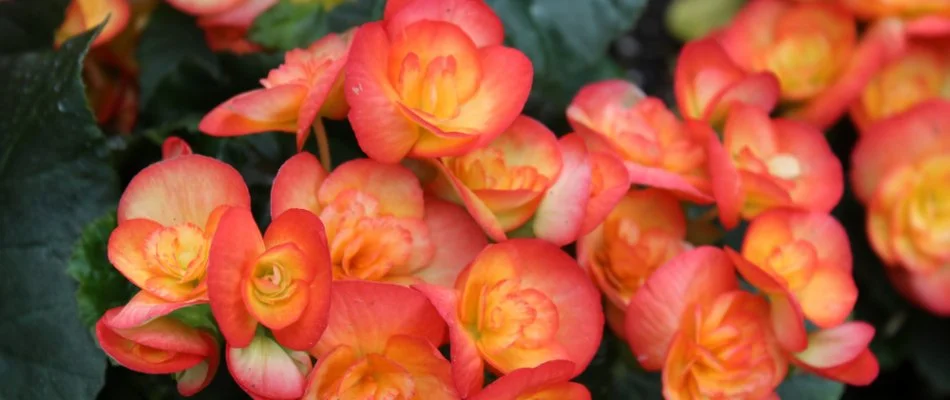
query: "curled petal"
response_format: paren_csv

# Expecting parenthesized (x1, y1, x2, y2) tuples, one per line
(96, 308, 209, 375)
(228, 335, 312, 400)
(469, 360, 590, 400)
(162, 137, 193, 159)
(107, 291, 203, 329)
(176, 332, 220, 397)
(533, 134, 592, 246)
(208, 207, 265, 348)
(795, 322, 879, 386)
(199, 85, 308, 137)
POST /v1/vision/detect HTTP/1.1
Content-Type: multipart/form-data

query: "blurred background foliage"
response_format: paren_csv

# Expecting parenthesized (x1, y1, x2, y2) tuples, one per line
(0, 0, 948, 398)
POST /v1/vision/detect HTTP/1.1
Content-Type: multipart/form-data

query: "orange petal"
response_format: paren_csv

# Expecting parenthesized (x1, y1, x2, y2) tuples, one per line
(851, 99, 950, 203)
(412, 196, 488, 287)
(624, 246, 737, 370)
(413, 282, 484, 398)
(345, 22, 419, 163)
(227, 334, 311, 399)
(384, 0, 504, 48)
(162, 137, 193, 160)
(469, 359, 578, 400)
(383, 334, 460, 399)
(107, 218, 164, 291)
(271, 152, 328, 219)
(769, 292, 809, 352)
(318, 158, 425, 219)
(796, 265, 858, 328)
(107, 291, 203, 329)
(199, 85, 308, 137)
(580, 147, 631, 235)
(166, 0, 243, 15)
(302, 345, 358, 399)
(725, 247, 786, 293)
(312, 281, 445, 357)
(432, 160, 508, 242)
(263, 209, 332, 350)
(534, 134, 592, 246)
(176, 332, 219, 397)
(118, 155, 251, 226)
(208, 207, 264, 348)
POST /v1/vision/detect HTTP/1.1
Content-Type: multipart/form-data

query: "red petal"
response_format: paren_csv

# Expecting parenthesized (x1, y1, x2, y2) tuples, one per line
(162, 137, 193, 159)
(208, 207, 264, 348)
(118, 155, 251, 226)
(796, 322, 875, 369)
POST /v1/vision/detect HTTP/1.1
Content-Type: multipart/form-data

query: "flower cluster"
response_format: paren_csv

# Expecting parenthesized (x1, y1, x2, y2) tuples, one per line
(61, 0, 950, 397)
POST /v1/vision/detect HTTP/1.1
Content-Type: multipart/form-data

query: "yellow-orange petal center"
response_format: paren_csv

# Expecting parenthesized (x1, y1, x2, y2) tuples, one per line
(130, 343, 177, 364)
(337, 354, 415, 400)
(447, 147, 551, 194)
(596, 218, 685, 301)
(900, 155, 950, 260)
(143, 223, 208, 293)
(762, 240, 818, 290)
(476, 279, 559, 350)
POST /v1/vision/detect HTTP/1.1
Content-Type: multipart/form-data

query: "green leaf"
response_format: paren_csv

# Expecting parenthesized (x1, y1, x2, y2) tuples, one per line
(67, 212, 137, 329)
(775, 373, 845, 400)
(250, 0, 385, 51)
(908, 312, 950, 395)
(138, 4, 223, 113)
(0, 26, 119, 399)
(487, 0, 647, 126)
(0, 0, 69, 54)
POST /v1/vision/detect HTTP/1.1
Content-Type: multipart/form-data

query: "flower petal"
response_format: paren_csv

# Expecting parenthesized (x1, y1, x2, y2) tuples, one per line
(533, 134, 592, 246)
(624, 246, 737, 370)
(166, 0, 243, 15)
(412, 196, 488, 287)
(796, 322, 875, 368)
(118, 155, 251, 226)
(769, 292, 809, 352)
(384, 0, 505, 48)
(228, 335, 311, 399)
(318, 158, 425, 219)
(108, 291, 203, 329)
(271, 152, 328, 219)
(383, 334, 460, 399)
(432, 160, 507, 242)
(162, 137, 193, 159)
(108, 218, 164, 291)
(176, 332, 220, 397)
(199, 85, 309, 137)
(208, 207, 264, 348)
(312, 281, 445, 357)
(345, 21, 418, 163)
(413, 283, 484, 398)
(469, 360, 579, 400)
(797, 265, 858, 328)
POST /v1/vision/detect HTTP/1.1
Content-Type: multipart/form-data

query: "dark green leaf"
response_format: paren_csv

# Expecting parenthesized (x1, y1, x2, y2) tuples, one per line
(487, 0, 647, 126)
(0, 0, 69, 54)
(776, 373, 845, 400)
(250, 0, 385, 51)
(138, 4, 222, 110)
(67, 212, 137, 329)
(908, 312, 950, 395)
(0, 26, 119, 399)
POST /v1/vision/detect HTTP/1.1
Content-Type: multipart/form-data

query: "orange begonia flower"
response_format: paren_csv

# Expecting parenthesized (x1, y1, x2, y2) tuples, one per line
(200, 31, 353, 150)
(227, 333, 314, 400)
(208, 207, 332, 351)
(725, 209, 856, 352)
(344, 0, 532, 162)
(468, 360, 591, 400)
(304, 281, 454, 399)
(851, 40, 950, 133)
(852, 101, 950, 314)
(56, 0, 131, 48)
(415, 239, 603, 398)
(711, 104, 843, 227)
(578, 188, 690, 336)
(792, 322, 880, 386)
(567, 81, 727, 203)
(271, 154, 487, 286)
(674, 37, 780, 126)
(624, 247, 786, 399)
(96, 307, 219, 396)
(719, 0, 906, 129)
(106, 155, 250, 328)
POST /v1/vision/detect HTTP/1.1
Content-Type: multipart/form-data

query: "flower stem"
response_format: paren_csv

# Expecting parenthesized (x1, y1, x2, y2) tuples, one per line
(313, 118, 332, 171)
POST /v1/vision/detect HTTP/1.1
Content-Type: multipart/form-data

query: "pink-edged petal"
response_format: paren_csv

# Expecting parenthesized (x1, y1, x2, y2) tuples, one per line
(176, 332, 220, 397)
(810, 349, 880, 386)
(413, 196, 488, 287)
(624, 246, 737, 370)
(162, 137, 193, 159)
(345, 22, 418, 163)
(713, 72, 781, 123)
(413, 283, 484, 398)
(271, 152, 327, 219)
(96, 318, 206, 375)
(626, 163, 714, 203)
(199, 85, 308, 137)
(107, 291, 203, 329)
(318, 158, 425, 219)
(312, 280, 445, 357)
(263, 209, 333, 351)
(208, 207, 265, 348)
(470, 360, 578, 400)
(432, 160, 507, 241)
(705, 127, 743, 229)
(580, 148, 630, 235)
(769, 293, 809, 353)
(166, 0, 243, 15)
(384, 0, 504, 48)
(772, 119, 844, 212)
(796, 267, 858, 328)
(533, 134, 592, 246)
(118, 155, 251, 226)
(228, 335, 311, 400)
(795, 322, 875, 368)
